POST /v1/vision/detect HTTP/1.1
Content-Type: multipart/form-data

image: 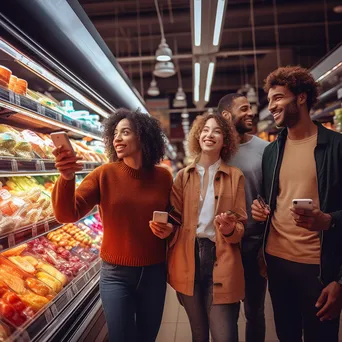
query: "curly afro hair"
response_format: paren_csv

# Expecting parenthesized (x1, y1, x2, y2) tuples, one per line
(188, 113, 238, 162)
(264, 66, 319, 111)
(102, 108, 166, 169)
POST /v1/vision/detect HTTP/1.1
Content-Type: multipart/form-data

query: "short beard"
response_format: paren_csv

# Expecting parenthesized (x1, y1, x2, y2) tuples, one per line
(234, 119, 252, 134)
(277, 98, 300, 128)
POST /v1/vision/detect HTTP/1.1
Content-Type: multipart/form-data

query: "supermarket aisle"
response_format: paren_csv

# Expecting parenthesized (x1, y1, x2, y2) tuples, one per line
(156, 285, 342, 342)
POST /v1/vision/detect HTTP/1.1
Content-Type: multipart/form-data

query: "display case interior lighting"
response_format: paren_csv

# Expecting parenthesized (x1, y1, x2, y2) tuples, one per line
(194, 0, 202, 46)
(213, 0, 226, 46)
(194, 62, 201, 102)
(0, 39, 110, 119)
(204, 62, 215, 102)
(316, 61, 342, 82)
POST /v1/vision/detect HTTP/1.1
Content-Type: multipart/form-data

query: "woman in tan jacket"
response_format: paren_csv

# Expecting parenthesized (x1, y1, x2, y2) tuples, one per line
(168, 113, 246, 342)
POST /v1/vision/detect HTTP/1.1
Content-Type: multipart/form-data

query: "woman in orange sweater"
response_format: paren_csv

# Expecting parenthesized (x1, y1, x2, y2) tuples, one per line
(52, 108, 174, 342)
(153, 113, 247, 342)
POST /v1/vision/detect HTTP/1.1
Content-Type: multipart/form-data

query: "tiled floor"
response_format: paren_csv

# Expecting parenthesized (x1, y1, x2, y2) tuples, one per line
(156, 285, 342, 342)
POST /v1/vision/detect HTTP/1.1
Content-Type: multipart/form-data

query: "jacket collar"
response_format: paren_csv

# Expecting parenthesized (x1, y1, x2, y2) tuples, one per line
(278, 121, 329, 145)
(185, 157, 231, 175)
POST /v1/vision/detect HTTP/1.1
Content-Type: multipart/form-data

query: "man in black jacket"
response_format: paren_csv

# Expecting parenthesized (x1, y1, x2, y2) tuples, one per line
(251, 66, 342, 342)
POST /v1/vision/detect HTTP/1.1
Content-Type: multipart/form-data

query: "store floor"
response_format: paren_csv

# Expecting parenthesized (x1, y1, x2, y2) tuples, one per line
(156, 285, 342, 342)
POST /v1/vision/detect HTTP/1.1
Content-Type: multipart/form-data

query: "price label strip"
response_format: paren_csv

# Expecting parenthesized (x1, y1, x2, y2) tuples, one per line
(50, 304, 58, 317)
(8, 233, 15, 248)
(37, 103, 46, 116)
(66, 288, 73, 301)
(32, 224, 37, 237)
(44, 221, 49, 233)
(8, 90, 15, 104)
(44, 308, 53, 323)
(11, 159, 18, 172)
(14, 94, 21, 106)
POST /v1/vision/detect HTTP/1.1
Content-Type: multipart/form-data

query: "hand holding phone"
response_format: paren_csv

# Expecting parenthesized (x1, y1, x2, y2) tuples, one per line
(50, 132, 76, 156)
(292, 199, 313, 211)
(152, 211, 168, 224)
(150, 211, 174, 239)
(51, 132, 83, 180)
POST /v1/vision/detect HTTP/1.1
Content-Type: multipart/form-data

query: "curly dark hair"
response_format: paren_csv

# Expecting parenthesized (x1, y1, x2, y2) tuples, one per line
(102, 108, 166, 168)
(188, 113, 238, 162)
(264, 66, 319, 111)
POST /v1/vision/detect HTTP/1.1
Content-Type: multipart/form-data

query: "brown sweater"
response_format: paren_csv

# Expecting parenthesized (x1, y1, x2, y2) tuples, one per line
(52, 161, 173, 266)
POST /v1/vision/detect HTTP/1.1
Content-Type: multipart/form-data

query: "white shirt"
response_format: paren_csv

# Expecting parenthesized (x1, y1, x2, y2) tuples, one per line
(196, 159, 221, 242)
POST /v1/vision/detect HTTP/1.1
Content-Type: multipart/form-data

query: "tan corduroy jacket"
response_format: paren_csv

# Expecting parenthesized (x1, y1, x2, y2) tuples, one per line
(168, 160, 247, 304)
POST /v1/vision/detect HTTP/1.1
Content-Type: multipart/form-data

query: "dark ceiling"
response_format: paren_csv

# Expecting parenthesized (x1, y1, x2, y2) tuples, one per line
(78, 0, 342, 139)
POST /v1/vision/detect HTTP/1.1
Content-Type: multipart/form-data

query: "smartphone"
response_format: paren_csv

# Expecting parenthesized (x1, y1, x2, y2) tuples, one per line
(292, 199, 313, 210)
(50, 132, 75, 156)
(153, 211, 168, 224)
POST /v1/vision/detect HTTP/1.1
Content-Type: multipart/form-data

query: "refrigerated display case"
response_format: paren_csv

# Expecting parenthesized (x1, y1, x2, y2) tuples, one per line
(0, 38, 107, 341)
(0, 7, 116, 342)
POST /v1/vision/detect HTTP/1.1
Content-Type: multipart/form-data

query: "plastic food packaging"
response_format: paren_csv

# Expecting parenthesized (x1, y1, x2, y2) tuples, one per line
(0, 124, 34, 159)
(18, 292, 49, 312)
(21, 130, 52, 159)
(0, 66, 11, 89)
(13, 79, 27, 96)
(8, 75, 17, 92)
(35, 272, 62, 293)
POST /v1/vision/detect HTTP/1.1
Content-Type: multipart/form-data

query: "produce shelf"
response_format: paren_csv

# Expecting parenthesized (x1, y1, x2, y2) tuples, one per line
(0, 208, 98, 252)
(0, 157, 100, 177)
(0, 88, 103, 140)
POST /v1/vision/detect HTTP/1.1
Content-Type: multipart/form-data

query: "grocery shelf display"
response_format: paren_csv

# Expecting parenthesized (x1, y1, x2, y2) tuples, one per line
(0, 20, 111, 342)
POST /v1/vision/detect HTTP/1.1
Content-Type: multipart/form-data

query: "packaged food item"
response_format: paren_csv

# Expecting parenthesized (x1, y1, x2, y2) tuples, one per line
(21, 255, 39, 267)
(1, 244, 28, 258)
(0, 125, 34, 159)
(21, 130, 51, 159)
(25, 278, 51, 297)
(37, 262, 67, 286)
(0, 66, 11, 89)
(0, 271, 26, 295)
(8, 75, 17, 92)
(13, 79, 27, 96)
(18, 292, 49, 312)
(36, 272, 62, 293)
(8, 256, 36, 274)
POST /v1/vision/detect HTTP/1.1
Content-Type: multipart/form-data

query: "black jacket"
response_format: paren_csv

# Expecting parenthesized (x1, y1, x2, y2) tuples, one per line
(262, 122, 342, 285)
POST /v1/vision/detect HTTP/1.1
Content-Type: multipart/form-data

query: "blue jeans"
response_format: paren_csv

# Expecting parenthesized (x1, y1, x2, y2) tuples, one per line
(99, 261, 166, 342)
(241, 237, 267, 342)
(177, 238, 240, 342)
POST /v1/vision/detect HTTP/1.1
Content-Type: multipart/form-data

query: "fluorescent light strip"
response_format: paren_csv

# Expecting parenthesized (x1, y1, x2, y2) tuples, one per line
(204, 62, 215, 102)
(194, 0, 202, 46)
(213, 0, 226, 46)
(0, 101, 102, 141)
(0, 39, 110, 118)
(316, 61, 342, 82)
(194, 63, 201, 102)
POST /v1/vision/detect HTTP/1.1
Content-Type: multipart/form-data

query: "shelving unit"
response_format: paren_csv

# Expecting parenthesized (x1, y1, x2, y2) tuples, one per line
(0, 32, 107, 341)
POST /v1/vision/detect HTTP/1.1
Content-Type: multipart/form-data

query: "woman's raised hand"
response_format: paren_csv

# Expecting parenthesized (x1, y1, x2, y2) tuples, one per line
(52, 146, 83, 180)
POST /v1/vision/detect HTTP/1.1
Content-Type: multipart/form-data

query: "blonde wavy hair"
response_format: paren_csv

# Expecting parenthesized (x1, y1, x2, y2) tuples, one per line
(187, 113, 238, 162)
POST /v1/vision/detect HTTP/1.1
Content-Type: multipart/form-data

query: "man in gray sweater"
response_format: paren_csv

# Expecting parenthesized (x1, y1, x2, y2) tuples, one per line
(218, 93, 269, 342)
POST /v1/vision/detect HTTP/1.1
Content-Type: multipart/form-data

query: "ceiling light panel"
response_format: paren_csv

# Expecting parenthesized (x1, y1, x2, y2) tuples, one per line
(194, 0, 202, 46)
(194, 62, 201, 102)
(204, 62, 215, 102)
(213, 0, 226, 46)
